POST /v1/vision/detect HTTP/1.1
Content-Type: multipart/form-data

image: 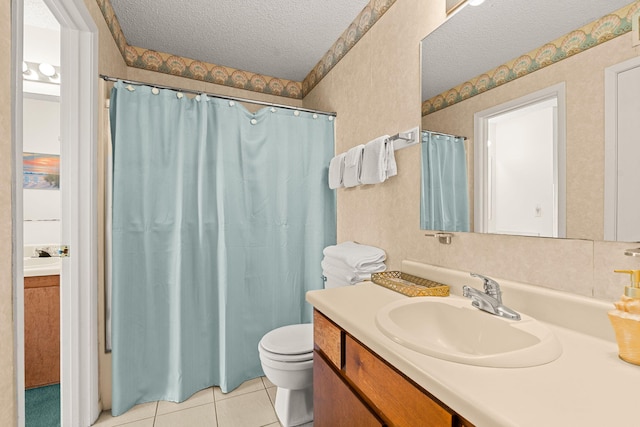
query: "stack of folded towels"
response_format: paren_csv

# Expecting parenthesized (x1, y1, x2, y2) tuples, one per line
(321, 241, 387, 288)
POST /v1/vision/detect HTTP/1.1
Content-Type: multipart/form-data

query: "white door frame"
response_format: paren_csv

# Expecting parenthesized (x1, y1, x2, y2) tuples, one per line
(604, 55, 640, 241)
(12, 0, 99, 426)
(473, 82, 567, 237)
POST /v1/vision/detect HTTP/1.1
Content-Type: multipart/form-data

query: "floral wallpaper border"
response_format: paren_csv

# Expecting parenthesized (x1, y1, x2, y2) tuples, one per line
(95, 0, 396, 99)
(302, 0, 397, 96)
(422, 1, 640, 116)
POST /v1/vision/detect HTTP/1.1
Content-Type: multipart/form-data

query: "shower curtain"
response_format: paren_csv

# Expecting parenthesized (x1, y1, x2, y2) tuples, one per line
(109, 81, 336, 416)
(420, 131, 470, 232)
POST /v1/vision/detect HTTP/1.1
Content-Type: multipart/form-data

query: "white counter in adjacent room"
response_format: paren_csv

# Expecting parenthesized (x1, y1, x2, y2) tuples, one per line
(306, 261, 640, 427)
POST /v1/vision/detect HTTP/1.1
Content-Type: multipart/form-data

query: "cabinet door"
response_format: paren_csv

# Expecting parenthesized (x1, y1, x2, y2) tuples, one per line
(345, 335, 453, 427)
(314, 351, 384, 427)
(314, 309, 342, 369)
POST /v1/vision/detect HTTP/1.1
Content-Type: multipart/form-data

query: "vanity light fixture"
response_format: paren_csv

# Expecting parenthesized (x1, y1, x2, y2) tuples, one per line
(22, 61, 61, 85)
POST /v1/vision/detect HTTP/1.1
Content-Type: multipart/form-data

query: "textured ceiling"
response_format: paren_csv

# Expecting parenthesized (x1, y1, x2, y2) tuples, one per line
(422, 0, 635, 101)
(109, 0, 370, 82)
(24, 0, 59, 30)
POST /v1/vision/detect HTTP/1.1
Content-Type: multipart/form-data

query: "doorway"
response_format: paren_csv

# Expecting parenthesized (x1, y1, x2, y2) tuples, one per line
(13, 0, 99, 425)
(22, 5, 62, 424)
(474, 83, 566, 238)
(604, 55, 640, 242)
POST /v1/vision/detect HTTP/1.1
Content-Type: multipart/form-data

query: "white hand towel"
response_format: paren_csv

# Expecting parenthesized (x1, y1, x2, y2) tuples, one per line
(342, 144, 365, 188)
(328, 153, 346, 189)
(322, 241, 386, 270)
(386, 139, 397, 178)
(360, 136, 390, 185)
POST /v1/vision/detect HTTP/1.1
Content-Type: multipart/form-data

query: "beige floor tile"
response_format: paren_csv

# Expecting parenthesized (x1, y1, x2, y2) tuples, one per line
(114, 419, 155, 427)
(214, 377, 265, 401)
(215, 389, 278, 427)
(261, 376, 275, 388)
(92, 402, 157, 426)
(154, 403, 217, 427)
(157, 387, 215, 415)
(266, 386, 277, 406)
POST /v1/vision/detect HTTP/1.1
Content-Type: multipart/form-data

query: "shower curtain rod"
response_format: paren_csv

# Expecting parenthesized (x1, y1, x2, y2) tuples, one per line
(99, 74, 337, 117)
(423, 129, 468, 140)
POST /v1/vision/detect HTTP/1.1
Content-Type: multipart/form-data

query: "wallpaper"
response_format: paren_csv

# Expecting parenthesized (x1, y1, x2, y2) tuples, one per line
(95, 0, 397, 99)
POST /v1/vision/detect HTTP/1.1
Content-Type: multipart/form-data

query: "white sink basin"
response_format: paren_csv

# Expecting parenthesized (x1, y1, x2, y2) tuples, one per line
(375, 297, 562, 367)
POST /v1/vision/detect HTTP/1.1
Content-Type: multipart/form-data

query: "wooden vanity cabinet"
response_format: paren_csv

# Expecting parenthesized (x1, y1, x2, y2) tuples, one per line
(313, 309, 474, 427)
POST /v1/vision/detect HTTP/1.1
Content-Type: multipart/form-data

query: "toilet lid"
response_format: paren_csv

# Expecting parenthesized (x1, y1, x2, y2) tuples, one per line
(260, 323, 313, 355)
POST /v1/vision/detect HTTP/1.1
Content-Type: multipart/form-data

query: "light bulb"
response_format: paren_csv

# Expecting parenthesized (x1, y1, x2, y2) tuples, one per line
(468, 0, 485, 5)
(38, 62, 56, 77)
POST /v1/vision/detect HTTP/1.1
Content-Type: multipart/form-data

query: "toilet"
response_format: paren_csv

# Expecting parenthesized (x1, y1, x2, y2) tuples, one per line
(259, 243, 386, 426)
(258, 323, 314, 427)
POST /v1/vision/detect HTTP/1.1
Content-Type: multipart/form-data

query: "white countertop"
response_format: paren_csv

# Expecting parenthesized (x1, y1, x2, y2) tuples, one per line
(306, 281, 640, 427)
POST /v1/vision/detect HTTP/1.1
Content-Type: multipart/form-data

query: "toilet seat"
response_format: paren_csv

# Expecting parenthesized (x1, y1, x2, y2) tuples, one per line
(259, 343, 313, 363)
(259, 323, 313, 356)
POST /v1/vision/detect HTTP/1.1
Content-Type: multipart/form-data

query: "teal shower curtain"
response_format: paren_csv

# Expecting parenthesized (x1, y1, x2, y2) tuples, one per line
(420, 131, 469, 232)
(109, 81, 336, 416)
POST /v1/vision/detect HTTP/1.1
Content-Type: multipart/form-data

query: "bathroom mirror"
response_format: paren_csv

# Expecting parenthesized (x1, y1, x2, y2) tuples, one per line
(420, 0, 637, 241)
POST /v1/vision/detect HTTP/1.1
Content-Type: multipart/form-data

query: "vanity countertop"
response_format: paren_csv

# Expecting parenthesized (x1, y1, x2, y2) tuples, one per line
(306, 281, 640, 427)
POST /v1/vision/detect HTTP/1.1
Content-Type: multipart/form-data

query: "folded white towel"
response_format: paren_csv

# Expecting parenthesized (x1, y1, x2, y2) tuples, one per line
(323, 271, 351, 289)
(321, 255, 386, 275)
(322, 269, 366, 287)
(322, 241, 386, 270)
(328, 153, 346, 189)
(342, 145, 365, 188)
(360, 136, 390, 185)
(322, 261, 375, 284)
(386, 139, 397, 178)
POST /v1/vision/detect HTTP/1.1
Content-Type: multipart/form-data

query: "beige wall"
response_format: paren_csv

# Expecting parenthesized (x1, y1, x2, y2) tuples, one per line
(304, 0, 640, 304)
(0, 0, 16, 425)
(423, 33, 640, 241)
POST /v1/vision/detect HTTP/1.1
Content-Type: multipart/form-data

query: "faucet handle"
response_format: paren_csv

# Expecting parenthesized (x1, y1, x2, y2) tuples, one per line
(470, 273, 502, 302)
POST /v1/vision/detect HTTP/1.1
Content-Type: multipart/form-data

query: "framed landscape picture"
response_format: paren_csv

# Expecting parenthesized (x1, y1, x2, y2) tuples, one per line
(23, 153, 60, 190)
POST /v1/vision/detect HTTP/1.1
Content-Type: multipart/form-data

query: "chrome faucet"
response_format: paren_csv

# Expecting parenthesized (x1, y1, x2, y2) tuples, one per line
(462, 273, 521, 320)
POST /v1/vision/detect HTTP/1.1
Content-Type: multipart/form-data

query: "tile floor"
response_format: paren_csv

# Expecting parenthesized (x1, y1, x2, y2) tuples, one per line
(92, 377, 313, 427)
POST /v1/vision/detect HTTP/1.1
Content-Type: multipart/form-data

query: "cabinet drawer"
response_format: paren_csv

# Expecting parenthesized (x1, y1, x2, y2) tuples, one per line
(314, 351, 384, 427)
(345, 335, 453, 427)
(314, 310, 342, 368)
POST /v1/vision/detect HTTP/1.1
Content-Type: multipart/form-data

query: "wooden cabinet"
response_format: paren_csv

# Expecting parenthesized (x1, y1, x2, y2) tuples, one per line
(313, 309, 474, 427)
(24, 275, 60, 388)
(314, 351, 384, 427)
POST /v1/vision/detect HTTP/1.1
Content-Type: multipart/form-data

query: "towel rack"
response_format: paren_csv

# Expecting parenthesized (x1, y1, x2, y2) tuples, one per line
(390, 126, 420, 151)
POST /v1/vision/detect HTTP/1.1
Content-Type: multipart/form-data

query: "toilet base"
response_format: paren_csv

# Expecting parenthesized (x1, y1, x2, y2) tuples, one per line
(274, 385, 314, 427)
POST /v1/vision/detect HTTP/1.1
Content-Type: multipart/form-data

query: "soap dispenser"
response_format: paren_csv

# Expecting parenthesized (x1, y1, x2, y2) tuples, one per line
(609, 270, 640, 365)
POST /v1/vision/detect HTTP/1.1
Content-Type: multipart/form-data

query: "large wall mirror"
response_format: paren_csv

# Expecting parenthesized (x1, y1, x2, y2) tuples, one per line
(420, 0, 639, 242)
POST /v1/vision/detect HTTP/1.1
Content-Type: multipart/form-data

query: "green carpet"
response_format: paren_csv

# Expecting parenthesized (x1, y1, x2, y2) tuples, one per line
(25, 384, 60, 427)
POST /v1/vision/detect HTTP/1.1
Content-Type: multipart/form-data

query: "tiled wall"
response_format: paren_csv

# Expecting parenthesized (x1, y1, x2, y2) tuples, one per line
(303, 0, 640, 304)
